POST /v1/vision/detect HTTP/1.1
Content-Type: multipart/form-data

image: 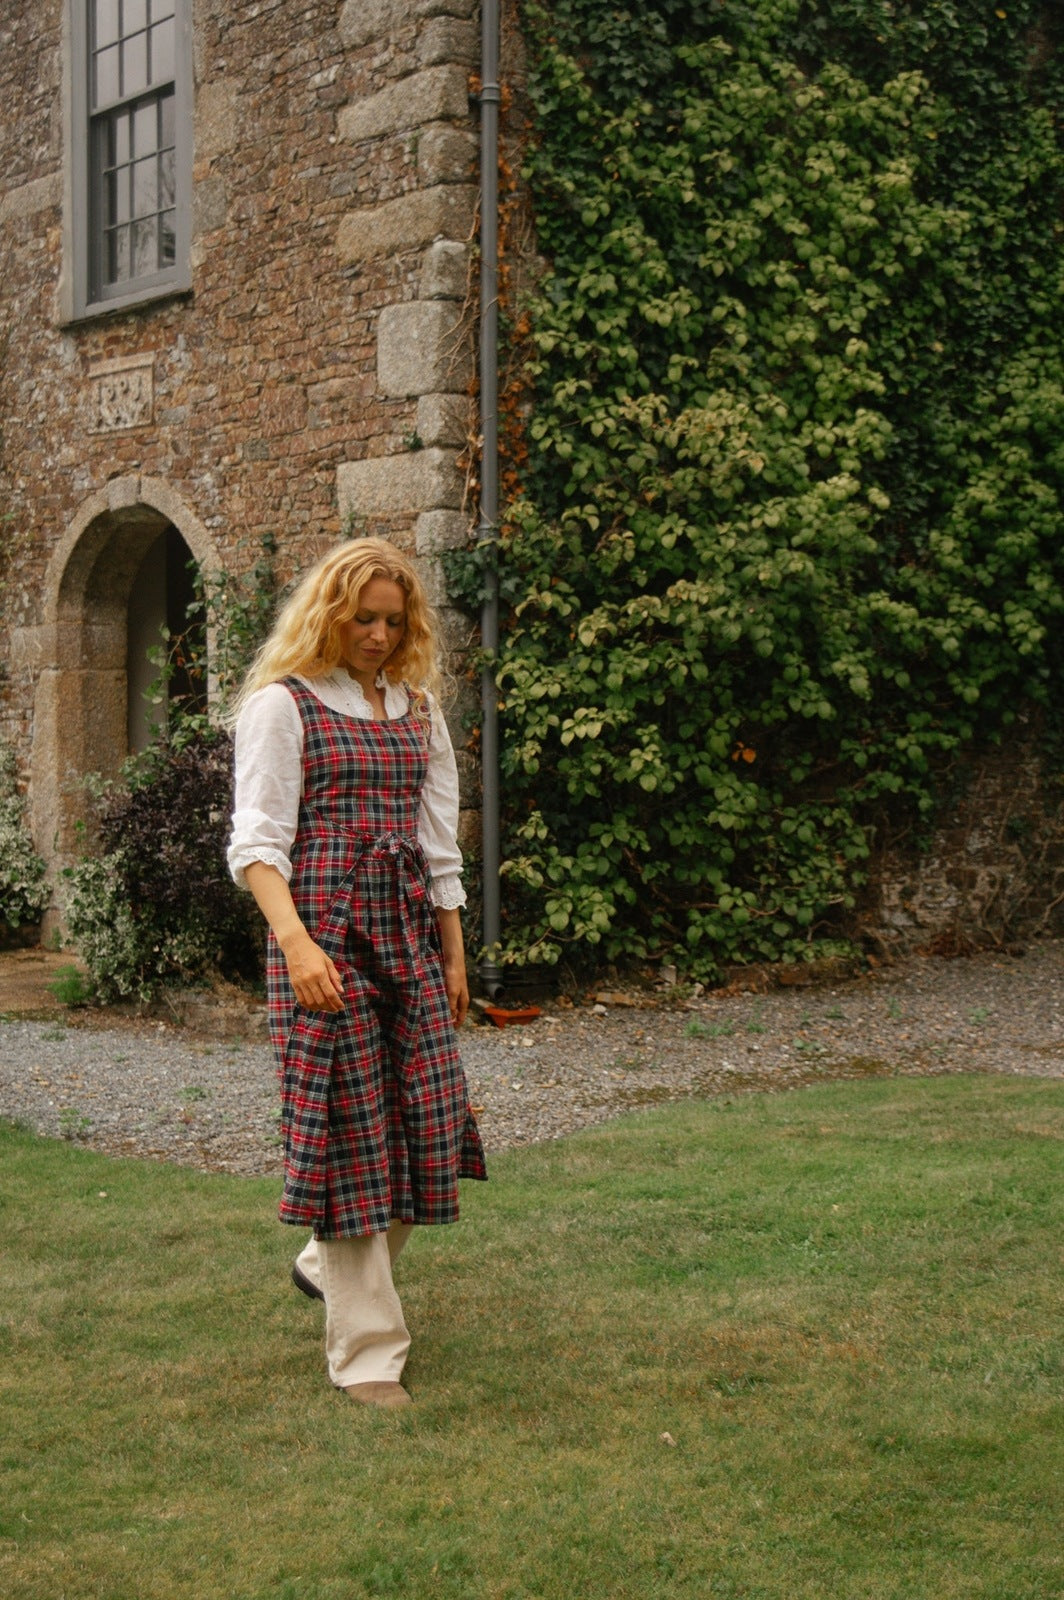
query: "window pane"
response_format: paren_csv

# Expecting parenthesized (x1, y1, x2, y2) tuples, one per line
(112, 109, 130, 166)
(132, 155, 158, 218)
(122, 31, 148, 97)
(132, 99, 157, 156)
(92, 0, 120, 48)
(124, 0, 148, 33)
(132, 217, 156, 276)
(151, 0, 176, 21)
(159, 146, 175, 209)
(107, 224, 130, 283)
(108, 165, 131, 224)
(93, 44, 120, 107)
(160, 209, 177, 266)
(159, 89, 174, 148)
(149, 17, 174, 83)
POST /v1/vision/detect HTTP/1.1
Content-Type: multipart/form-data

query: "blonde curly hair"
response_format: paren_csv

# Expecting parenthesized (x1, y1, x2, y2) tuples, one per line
(230, 538, 443, 721)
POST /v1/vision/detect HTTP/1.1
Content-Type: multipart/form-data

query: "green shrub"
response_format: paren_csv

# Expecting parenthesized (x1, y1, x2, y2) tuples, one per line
(492, 0, 1064, 977)
(63, 732, 263, 1004)
(0, 742, 49, 933)
(45, 964, 95, 1007)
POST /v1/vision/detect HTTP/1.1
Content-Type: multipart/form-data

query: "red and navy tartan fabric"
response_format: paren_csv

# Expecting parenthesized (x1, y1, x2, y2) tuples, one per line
(266, 679, 486, 1239)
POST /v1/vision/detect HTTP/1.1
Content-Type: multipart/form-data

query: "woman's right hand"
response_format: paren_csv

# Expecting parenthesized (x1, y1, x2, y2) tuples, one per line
(282, 930, 345, 1012)
(244, 863, 346, 1013)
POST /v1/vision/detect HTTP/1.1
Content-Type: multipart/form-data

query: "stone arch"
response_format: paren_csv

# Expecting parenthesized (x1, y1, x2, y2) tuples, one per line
(32, 476, 221, 880)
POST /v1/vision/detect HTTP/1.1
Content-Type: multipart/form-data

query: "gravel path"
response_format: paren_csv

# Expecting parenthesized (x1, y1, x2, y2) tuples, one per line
(1, 941, 1062, 1175)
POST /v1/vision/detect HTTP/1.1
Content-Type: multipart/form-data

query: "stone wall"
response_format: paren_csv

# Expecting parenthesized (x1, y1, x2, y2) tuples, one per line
(861, 724, 1064, 956)
(0, 0, 483, 884)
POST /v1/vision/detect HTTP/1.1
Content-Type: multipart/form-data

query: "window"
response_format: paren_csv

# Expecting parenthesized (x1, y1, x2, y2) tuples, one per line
(68, 0, 192, 319)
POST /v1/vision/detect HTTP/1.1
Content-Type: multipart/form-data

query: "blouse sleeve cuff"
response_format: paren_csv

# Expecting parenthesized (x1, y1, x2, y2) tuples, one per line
(430, 873, 467, 911)
(227, 847, 294, 891)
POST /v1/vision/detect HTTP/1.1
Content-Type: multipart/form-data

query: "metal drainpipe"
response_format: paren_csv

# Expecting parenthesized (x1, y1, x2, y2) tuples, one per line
(477, 0, 505, 1001)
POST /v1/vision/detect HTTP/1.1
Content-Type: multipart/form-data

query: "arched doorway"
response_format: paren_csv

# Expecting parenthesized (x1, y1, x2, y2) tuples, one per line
(32, 478, 219, 880)
(126, 523, 205, 753)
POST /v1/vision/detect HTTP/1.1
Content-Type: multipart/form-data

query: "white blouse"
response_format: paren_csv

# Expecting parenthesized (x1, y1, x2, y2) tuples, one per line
(227, 669, 466, 910)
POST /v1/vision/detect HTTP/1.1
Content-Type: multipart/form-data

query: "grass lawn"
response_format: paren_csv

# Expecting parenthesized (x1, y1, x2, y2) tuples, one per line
(1, 1074, 1061, 1600)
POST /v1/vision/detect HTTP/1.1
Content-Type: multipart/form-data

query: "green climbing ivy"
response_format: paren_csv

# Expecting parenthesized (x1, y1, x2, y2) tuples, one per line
(493, 0, 1064, 977)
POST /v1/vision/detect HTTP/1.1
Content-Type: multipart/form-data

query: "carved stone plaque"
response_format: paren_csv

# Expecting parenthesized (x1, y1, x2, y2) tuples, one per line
(88, 355, 155, 432)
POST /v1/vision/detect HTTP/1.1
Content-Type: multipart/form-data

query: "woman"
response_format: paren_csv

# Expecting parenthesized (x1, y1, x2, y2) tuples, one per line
(227, 537, 486, 1408)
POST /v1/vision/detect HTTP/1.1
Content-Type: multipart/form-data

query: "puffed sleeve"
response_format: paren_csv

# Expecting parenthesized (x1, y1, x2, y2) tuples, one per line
(227, 683, 304, 889)
(418, 699, 467, 910)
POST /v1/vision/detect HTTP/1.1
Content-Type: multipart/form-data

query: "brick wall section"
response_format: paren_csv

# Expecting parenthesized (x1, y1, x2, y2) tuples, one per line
(863, 730, 1064, 956)
(0, 0, 481, 866)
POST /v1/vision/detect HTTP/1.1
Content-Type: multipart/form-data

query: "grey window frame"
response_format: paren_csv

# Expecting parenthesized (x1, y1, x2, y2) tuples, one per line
(67, 0, 193, 321)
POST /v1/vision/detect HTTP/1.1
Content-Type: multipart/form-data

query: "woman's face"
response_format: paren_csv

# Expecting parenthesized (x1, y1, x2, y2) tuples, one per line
(338, 576, 407, 687)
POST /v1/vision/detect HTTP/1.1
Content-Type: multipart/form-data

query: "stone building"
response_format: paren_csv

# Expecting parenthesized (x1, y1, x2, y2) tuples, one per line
(0, 0, 484, 901)
(5, 1, 1058, 968)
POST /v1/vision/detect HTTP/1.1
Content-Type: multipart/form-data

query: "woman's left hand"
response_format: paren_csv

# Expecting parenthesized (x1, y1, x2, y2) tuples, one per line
(444, 957, 470, 1028)
(436, 907, 469, 1027)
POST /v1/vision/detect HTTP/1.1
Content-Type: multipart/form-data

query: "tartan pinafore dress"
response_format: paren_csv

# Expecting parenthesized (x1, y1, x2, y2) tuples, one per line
(266, 678, 487, 1240)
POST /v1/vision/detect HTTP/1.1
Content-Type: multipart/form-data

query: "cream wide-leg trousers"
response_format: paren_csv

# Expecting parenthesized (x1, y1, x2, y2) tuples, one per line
(295, 1224, 413, 1388)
